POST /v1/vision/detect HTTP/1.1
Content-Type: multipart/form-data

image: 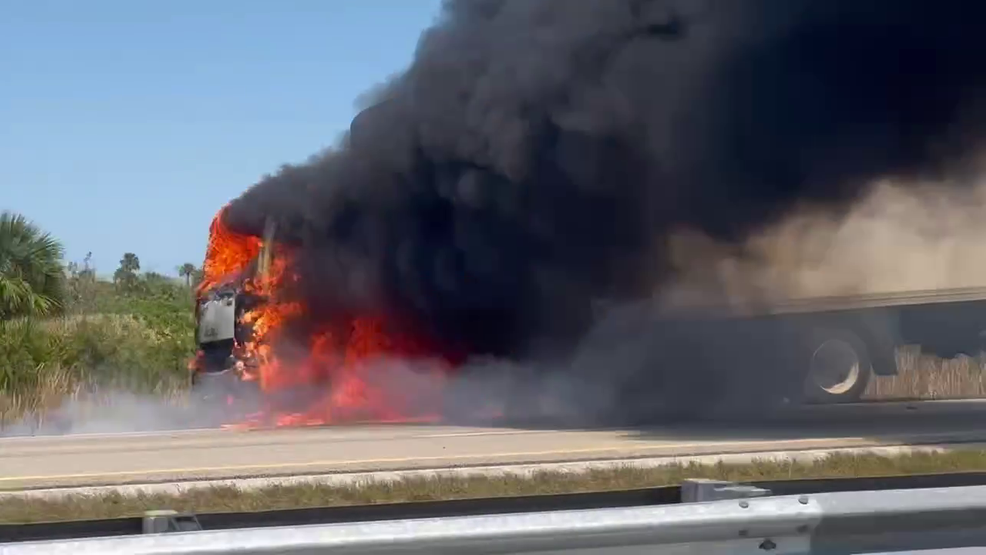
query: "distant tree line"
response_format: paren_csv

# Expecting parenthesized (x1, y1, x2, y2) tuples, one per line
(1, 210, 203, 320)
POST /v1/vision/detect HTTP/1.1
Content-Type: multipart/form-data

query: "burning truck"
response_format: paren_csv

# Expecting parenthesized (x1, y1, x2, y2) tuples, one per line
(188, 207, 463, 427)
(189, 203, 986, 427)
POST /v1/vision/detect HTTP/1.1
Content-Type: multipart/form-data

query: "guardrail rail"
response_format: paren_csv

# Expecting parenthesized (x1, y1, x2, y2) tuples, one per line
(4, 475, 986, 554)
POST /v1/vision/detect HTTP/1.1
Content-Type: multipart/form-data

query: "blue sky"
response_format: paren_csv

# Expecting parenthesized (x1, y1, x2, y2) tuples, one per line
(1, 0, 442, 276)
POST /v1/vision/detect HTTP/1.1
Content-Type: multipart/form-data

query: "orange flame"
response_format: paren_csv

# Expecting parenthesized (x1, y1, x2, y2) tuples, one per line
(197, 206, 261, 296)
(197, 206, 455, 429)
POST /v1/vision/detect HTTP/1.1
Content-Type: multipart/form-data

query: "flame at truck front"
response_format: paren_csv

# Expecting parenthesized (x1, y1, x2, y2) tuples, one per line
(191, 207, 457, 428)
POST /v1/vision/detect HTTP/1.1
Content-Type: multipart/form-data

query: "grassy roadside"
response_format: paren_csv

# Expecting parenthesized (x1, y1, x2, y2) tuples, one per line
(863, 347, 986, 400)
(4, 450, 986, 524)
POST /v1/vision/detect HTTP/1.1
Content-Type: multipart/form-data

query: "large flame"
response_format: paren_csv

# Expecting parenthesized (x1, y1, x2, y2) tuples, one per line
(195, 207, 455, 428)
(197, 206, 262, 296)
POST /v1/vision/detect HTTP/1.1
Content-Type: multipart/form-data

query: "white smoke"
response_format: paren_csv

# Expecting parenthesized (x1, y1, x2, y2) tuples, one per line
(663, 178, 986, 305)
(0, 390, 231, 437)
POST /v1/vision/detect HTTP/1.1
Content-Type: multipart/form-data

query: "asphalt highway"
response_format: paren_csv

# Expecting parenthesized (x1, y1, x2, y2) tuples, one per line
(2, 400, 986, 491)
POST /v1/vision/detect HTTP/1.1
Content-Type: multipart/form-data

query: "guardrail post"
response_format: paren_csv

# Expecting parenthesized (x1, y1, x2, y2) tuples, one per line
(680, 478, 772, 503)
(142, 510, 202, 534)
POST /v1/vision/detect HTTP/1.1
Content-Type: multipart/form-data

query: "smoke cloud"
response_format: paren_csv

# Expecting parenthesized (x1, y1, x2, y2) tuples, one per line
(0, 391, 228, 437)
(223, 0, 986, 363)
(665, 179, 986, 306)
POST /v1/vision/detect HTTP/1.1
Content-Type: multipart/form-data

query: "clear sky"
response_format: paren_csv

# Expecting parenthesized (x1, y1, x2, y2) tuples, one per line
(1, 0, 442, 277)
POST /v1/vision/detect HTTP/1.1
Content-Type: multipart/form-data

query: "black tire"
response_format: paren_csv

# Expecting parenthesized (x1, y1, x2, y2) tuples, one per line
(802, 328, 872, 404)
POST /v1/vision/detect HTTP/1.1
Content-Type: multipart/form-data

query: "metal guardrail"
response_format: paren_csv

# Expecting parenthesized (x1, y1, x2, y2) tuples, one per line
(0, 485, 683, 543)
(5, 483, 986, 554)
(8, 471, 986, 545)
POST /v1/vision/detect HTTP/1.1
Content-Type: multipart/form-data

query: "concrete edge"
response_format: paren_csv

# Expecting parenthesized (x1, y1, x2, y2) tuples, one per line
(1, 442, 978, 502)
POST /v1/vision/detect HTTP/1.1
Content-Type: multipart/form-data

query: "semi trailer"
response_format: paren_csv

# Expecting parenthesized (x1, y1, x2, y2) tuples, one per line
(703, 286, 986, 403)
(572, 285, 986, 416)
(191, 276, 986, 415)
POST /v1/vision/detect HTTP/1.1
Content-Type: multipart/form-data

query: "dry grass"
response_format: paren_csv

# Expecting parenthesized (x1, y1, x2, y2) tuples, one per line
(0, 375, 189, 432)
(3, 450, 986, 524)
(0, 366, 78, 430)
(864, 346, 986, 400)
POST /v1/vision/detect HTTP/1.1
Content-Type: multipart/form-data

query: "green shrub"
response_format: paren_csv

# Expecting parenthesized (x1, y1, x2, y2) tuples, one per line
(0, 279, 197, 421)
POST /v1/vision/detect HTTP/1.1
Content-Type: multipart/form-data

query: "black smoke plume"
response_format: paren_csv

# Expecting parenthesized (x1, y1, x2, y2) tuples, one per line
(223, 0, 986, 361)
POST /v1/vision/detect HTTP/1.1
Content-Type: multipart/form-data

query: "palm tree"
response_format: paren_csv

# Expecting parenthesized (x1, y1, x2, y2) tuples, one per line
(119, 252, 140, 274)
(113, 252, 141, 293)
(178, 263, 197, 287)
(0, 211, 65, 319)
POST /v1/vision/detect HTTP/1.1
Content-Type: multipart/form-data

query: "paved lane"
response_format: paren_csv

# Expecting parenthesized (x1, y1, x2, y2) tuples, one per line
(2, 400, 985, 490)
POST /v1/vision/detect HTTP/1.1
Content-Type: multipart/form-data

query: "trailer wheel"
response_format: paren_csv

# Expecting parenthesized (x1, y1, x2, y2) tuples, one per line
(803, 328, 872, 404)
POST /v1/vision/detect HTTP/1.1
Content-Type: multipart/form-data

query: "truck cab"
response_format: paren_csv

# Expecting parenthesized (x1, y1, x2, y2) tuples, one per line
(193, 284, 238, 374)
(190, 282, 262, 408)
